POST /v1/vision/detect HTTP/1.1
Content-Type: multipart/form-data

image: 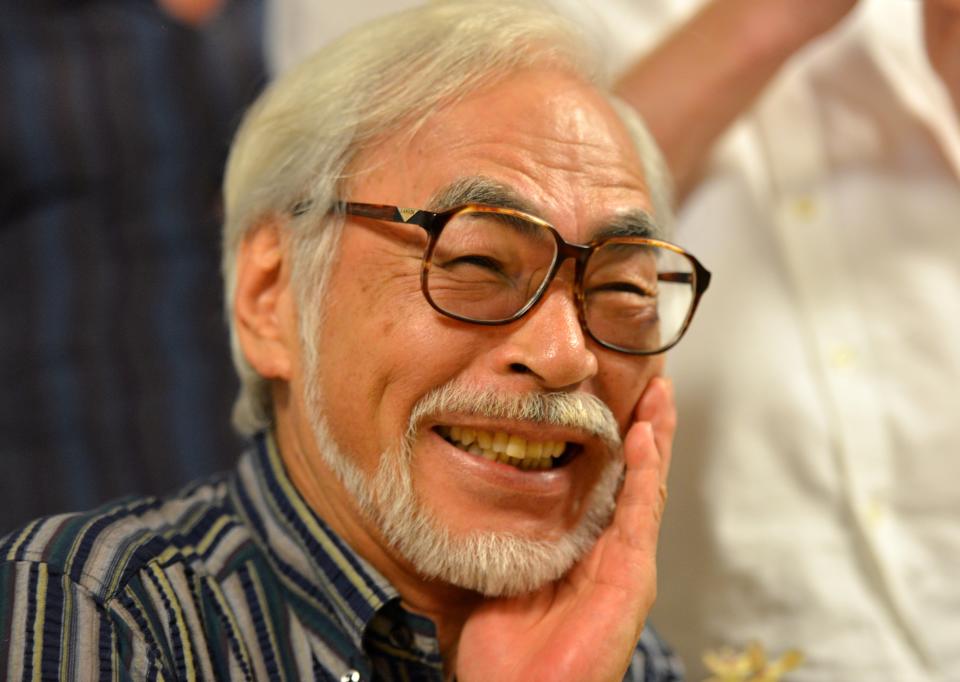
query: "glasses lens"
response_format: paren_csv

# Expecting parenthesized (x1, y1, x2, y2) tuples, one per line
(426, 208, 557, 322)
(583, 240, 695, 353)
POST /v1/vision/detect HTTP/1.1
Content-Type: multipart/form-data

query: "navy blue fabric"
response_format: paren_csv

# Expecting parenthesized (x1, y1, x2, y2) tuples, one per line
(0, 0, 266, 533)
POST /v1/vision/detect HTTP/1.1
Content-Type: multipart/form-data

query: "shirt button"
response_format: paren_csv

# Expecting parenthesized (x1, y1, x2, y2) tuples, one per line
(389, 623, 414, 649)
(829, 346, 858, 369)
(790, 195, 818, 221)
(865, 497, 887, 528)
(340, 670, 361, 682)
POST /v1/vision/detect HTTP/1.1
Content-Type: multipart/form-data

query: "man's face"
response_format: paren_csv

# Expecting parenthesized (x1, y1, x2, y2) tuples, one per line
(295, 67, 665, 594)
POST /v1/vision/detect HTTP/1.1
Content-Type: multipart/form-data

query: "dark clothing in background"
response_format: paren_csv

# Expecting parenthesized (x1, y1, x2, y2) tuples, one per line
(0, 0, 266, 533)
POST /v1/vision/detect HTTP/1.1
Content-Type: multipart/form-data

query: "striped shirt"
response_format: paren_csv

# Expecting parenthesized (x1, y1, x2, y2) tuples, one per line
(0, 432, 684, 681)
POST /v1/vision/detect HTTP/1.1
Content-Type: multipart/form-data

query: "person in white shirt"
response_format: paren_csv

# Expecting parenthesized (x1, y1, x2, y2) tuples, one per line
(266, 1, 960, 679)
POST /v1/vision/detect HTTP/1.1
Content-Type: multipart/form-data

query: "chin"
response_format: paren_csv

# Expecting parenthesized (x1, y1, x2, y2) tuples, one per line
(370, 443, 623, 597)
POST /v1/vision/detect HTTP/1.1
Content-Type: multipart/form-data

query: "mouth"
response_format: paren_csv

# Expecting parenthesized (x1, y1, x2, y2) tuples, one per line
(435, 425, 580, 471)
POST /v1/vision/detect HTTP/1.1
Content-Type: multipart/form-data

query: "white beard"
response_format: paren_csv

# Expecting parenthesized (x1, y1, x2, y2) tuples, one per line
(305, 379, 624, 597)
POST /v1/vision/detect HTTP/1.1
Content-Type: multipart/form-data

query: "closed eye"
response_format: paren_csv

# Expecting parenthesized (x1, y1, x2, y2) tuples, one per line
(434, 253, 513, 284)
(445, 254, 502, 269)
(588, 282, 656, 297)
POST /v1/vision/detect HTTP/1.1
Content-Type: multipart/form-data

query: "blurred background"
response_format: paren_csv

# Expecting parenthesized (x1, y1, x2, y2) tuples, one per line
(2, 1, 959, 680)
(0, 0, 264, 531)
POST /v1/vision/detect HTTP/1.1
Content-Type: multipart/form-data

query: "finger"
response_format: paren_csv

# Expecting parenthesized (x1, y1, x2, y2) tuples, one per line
(616, 420, 667, 547)
(633, 376, 676, 484)
(597, 378, 676, 559)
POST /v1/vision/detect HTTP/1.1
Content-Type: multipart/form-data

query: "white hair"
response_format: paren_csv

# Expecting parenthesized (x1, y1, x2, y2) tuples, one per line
(221, 0, 674, 434)
(307, 377, 625, 596)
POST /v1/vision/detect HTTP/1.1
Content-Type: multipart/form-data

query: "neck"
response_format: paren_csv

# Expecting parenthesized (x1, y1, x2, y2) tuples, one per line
(396, 578, 482, 671)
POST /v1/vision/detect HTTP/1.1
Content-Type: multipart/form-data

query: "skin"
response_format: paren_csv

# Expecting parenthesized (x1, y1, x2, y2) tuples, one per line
(925, 0, 960, 113)
(615, 0, 960, 199)
(234, 67, 676, 680)
(155, 0, 224, 25)
(615, 0, 856, 197)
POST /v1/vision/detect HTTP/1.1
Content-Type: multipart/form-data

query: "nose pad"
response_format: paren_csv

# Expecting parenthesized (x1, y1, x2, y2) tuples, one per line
(500, 285, 598, 390)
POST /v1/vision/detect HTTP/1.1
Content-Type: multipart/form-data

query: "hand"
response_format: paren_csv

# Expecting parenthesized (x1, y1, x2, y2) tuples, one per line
(454, 377, 676, 682)
(924, 0, 960, 112)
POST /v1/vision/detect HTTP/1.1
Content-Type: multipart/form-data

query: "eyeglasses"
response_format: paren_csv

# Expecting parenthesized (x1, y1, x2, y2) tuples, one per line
(332, 201, 711, 355)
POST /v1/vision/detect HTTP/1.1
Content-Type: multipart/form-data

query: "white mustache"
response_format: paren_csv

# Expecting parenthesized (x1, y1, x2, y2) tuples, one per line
(406, 381, 623, 453)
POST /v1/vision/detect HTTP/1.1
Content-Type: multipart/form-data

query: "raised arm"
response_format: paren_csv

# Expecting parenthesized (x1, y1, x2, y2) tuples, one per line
(924, 0, 960, 114)
(615, 0, 858, 199)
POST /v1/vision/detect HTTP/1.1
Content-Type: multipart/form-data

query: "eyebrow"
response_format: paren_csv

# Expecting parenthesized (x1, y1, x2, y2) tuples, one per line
(427, 176, 661, 240)
(591, 211, 659, 240)
(427, 177, 537, 214)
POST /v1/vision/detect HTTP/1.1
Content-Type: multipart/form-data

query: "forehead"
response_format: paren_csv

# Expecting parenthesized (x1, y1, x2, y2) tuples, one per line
(349, 67, 654, 242)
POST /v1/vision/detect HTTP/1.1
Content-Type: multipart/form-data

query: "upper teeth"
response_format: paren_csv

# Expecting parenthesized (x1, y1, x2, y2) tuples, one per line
(439, 425, 567, 470)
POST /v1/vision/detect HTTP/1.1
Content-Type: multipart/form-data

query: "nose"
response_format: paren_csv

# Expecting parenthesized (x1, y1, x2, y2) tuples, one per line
(493, 282, 598, 391)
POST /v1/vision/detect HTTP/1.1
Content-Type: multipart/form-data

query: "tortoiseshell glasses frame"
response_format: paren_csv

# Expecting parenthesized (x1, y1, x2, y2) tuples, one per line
(307, 200, 711, 355)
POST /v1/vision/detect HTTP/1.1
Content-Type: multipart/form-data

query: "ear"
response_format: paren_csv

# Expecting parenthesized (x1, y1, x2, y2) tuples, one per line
(233, 219, 297, 381)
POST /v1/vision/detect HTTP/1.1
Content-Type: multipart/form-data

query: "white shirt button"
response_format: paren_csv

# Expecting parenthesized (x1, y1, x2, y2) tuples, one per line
(865, 497, 887, 529)
(829, 346, 858, 369)
(790, 196, 818, 221)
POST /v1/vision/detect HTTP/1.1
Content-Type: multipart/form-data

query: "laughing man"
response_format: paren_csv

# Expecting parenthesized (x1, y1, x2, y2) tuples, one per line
(0, 2, 710, 679)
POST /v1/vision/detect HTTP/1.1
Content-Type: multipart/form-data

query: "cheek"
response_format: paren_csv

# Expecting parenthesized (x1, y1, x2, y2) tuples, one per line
(314, 277, 483, 458)
(371, 316, 495, 417)
(594, 353, 664, 430)
(316, 237, 426, 383)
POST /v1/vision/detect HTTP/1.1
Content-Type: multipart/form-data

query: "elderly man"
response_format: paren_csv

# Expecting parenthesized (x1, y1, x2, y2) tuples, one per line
(0, 2, 710, 679)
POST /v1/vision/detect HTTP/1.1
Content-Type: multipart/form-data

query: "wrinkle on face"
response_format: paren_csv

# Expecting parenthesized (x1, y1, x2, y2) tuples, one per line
(293, 66, 664, 597)
(425, 130, 647, 213)
(372, 69, 654, 244)
(322, 65, 663, 442)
